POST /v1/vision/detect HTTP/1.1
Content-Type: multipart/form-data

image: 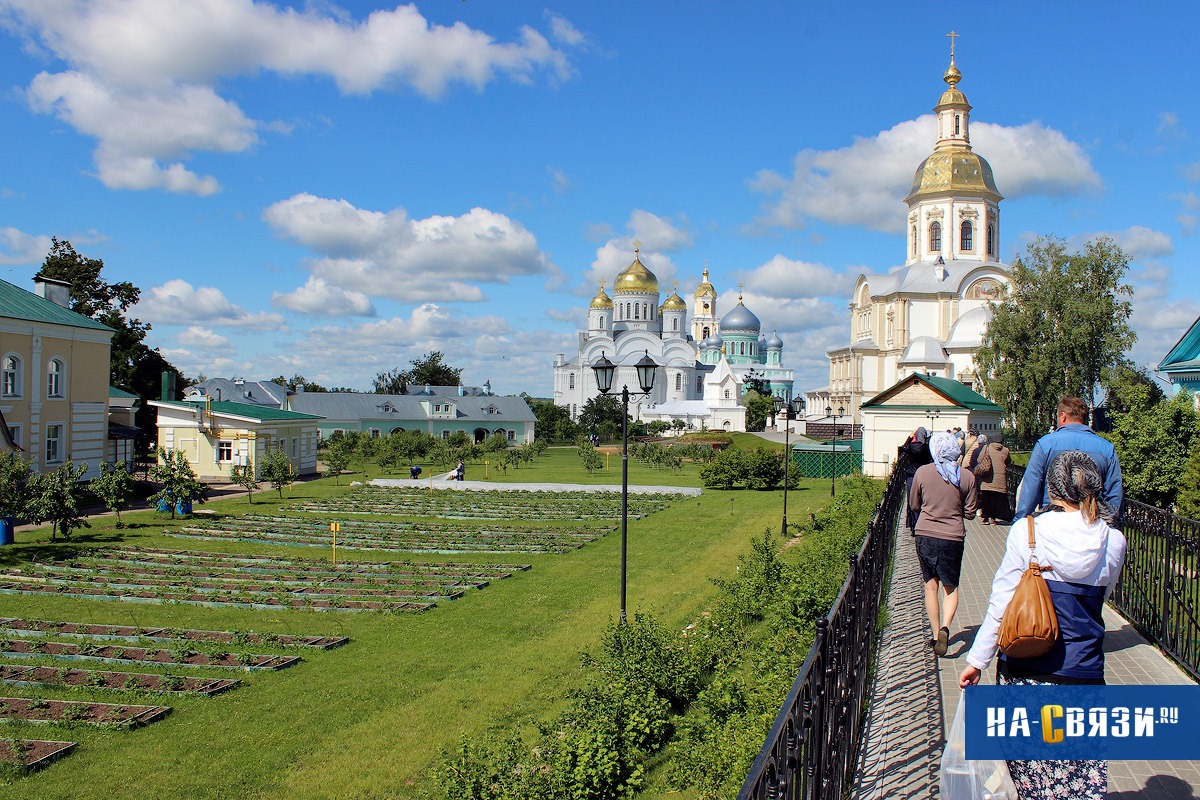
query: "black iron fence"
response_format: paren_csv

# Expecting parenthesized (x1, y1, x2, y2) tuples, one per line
(737, 456, 907, 799)
(1009, 463, 1200, 680)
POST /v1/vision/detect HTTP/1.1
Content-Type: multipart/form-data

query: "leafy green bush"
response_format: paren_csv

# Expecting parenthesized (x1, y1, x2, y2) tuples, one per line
(698, 448, 747, 489)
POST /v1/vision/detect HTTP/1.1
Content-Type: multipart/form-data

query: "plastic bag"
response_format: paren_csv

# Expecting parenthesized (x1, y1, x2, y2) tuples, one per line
(940, 693, 1020, 799)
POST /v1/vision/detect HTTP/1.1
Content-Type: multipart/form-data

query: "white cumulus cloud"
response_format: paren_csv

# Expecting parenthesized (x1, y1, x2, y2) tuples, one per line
(751, 115, 1101, 234)
(0, 227, 53, 264)
(134, 278, 287, 330)
(1076, 226, 1174, 262)
(263, 193, 553, 303)
(584, 210, 692, 293)
(176, 326, 233, 349)
(741, 255, 854, 299)
(271, 276, 375, 316)
(1, 0, 578, 192)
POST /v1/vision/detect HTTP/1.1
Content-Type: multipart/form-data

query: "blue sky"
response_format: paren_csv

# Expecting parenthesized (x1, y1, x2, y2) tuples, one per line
(1, 1, 1198, 398)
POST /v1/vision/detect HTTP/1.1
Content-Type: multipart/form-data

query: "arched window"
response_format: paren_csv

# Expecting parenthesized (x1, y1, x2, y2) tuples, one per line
(929, 221, 942, 253)
(960, 221, 973, 251)
(675, 373, 682, 391)
(987, 223, 996, 256)
(954, 115, 961, 135)
(1, 355, 20, 397)
(47, 358, 64, 398)
(599, 318, 605, 330)
(672, 318, 678, 331)
(702, 326, 710, 339)
(911, 224, 918, 255)
(569, 373, 575, 390)
(634, 304, 640, 320)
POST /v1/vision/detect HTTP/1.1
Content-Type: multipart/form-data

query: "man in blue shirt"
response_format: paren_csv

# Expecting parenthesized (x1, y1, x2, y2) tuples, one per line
(1015, 396, 1123, 520)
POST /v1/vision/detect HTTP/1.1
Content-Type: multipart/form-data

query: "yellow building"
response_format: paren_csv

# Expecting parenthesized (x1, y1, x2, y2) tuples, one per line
(0, 276, 115, 475)
(149, 398, 323, 480)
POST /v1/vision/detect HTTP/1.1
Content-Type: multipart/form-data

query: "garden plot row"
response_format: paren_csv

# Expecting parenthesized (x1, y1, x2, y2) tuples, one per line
(168, 513, 610, 554)
(0, 617, 347, 650)
(0, 548, 530, 612)
(0, 617, 353, 776)
(293, 486, 683, 520)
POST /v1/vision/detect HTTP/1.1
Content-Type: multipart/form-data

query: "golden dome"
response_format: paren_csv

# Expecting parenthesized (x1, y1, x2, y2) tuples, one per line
(693, 266, 716, 298)
(589, 282, 613, 309)
(613, 255, 659, 294)
(936, 86, 969, 110)
(905, 148, 1002, 204)
(661, 286, 686, 311)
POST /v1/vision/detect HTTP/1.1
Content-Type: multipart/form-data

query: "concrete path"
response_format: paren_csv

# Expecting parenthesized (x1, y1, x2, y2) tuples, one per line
(369, 477, 701, 496)
(855, 511, 1200, 798)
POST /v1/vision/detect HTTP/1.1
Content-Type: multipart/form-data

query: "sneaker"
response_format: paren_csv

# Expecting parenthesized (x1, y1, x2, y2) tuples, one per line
(933, 627, 950, 657)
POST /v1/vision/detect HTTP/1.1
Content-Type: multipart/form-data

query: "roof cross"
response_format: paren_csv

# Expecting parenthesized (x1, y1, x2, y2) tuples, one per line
(947, 30, 959, 61)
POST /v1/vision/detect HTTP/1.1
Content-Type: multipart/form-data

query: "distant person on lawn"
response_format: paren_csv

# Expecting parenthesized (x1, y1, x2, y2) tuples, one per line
(909, 431, 979, 657)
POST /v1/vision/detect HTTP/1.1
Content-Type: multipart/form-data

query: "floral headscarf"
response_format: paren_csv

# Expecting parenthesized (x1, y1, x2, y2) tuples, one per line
(931, 431, 962, 487)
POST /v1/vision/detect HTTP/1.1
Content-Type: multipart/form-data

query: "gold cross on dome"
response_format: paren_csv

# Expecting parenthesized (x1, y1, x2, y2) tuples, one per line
(947, 30, 959, 60)
(632, 238, 642, 256)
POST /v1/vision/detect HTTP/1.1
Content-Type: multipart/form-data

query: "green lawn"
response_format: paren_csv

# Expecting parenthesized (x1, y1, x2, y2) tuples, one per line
(0, 444, 837, 799)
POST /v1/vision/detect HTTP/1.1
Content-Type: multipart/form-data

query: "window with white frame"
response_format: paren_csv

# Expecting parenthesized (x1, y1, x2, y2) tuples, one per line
(217, 441, 233, 462)
(2, 355, 20, 397)
(46, 358, 65, 398)
(370, 429, 381, 438)
(6, 424, 20, 448)
(45, 423, 63, 463)
(292, 438, 298, 458)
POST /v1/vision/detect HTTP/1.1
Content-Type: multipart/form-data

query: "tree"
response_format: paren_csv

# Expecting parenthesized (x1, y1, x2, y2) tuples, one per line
(26, 461, 90, 541)
(577, 438, 604, 473)
(0, 454, 33, 521)
(91, 462, 136, 526)
(525, 395, 576, 442)
(229, 460, 259, 503)
(270, 374, 328, 393)
(406, 351, 463, 387)
(1106, 388, 1198, 508)
(372, 367, 408, 395)
(259, 448, 296, 499)
(322, 440, 353, 484)
(36, 238, 187, 457)
(975, 236, 1136, 439)
(741, 369, 768, 396)
(1101, 363, 1165, 418)
(578, 394, 624, 441)
(1175, 440, 1200, 520)
(742, 393, 774, 433)
(148, 448, 210, 519)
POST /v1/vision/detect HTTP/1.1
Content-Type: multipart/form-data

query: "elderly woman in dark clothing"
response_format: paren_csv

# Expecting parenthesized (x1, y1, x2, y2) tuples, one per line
(899, 427, 933, 530)
(976, 432, 1012, 525)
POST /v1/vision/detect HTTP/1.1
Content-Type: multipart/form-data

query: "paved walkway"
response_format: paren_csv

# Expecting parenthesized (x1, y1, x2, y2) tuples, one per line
(855, 511, 1200, 798)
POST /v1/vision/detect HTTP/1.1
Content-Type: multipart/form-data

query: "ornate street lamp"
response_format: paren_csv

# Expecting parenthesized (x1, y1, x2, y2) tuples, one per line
(592, 349, 658, 622)
(826, 404, 845, 497)
(925, 407, 941, 432)
(775, 395, 805, 537)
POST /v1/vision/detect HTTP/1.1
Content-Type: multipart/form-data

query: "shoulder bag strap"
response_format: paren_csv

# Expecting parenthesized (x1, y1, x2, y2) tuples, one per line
(1026, 515, 1052, 574)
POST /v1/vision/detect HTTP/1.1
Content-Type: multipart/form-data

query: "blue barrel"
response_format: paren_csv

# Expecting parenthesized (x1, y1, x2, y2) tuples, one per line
(0, 517, 13, 546)
(176, 500, 192, 516)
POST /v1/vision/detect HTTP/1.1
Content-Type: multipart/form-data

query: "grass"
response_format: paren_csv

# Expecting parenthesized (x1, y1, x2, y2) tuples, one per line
(0, 444, 840, 799)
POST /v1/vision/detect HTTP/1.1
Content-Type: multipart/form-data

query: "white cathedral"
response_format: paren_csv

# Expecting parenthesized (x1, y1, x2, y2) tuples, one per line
(552, 253, 794, 433)
(817, 48, 1010, 424)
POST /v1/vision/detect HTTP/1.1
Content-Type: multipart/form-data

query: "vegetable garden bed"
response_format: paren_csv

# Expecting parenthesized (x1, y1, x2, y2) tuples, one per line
(0, 738, 76, 771)
(0, 638, 300, 671)
(1, 548, 530, 612)
(168, 514, 609, 553)
(0, 697, 170, 728)
(293, 486, 683, 520)
(0, 617, 346, 650)
(0, 664, 239, 696)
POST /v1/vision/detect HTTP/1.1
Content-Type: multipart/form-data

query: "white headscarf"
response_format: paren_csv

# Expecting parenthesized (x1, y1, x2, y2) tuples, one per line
(931, 431, 962, 487)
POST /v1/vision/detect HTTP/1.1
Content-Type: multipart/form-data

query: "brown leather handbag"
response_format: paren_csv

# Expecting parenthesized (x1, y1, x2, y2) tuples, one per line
(997, 516, 1059, 658)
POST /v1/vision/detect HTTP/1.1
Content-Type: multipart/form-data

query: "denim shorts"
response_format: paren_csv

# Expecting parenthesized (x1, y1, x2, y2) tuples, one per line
(915, 535, 964, 588)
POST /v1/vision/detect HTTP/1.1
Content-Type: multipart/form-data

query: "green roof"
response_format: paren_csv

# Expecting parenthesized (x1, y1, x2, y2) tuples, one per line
(0, 279, 115, 333)
(862, 373, 1003, 412)
(154, 400, 323, 422)
(109, 386, 139, 399)
(1160, 316, 1200, 373)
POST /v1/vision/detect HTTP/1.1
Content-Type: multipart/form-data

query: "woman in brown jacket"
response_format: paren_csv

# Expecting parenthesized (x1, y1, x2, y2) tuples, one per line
(974, 431, 1012, 525)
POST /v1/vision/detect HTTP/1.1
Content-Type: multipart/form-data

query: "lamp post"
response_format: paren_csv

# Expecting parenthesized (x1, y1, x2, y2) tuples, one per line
(592, 349, 658, 622)
(825, 403, 845, 496)
(775, 395, 805, 537)
(925, 407, 941, 433)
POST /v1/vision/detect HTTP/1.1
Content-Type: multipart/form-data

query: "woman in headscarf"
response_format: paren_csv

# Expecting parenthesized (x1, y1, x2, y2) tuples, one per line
(959, 451, 1126, 800)
(964, 433, 988, 473)
(909, 431, 980, 656)
(977, 431, 1012, 525)
(899, 427, 933, 531)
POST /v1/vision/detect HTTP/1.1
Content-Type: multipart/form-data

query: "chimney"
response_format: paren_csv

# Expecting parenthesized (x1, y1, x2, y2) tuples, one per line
(34, 276, 72, 308)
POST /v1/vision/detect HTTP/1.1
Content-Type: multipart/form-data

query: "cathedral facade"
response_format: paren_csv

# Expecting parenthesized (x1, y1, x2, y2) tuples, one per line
(819, 50, 1011, 424)
(553, 253, 794, 432)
